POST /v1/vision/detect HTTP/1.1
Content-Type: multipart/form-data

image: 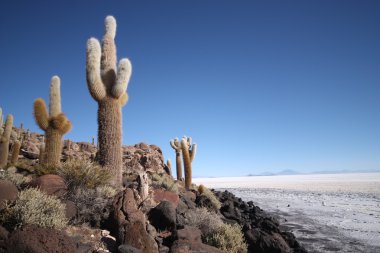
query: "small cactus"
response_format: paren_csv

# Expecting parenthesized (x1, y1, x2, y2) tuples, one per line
(181, 136, 197, 189)
(11, 140, 21, 165)
(165, 159, 172, 176)
(86, 16, 132, 186)
(198, 184, 206, 194)
(0, 114, 13, 169)
(170, 138, 183, 180)
(33, 76, 72, 167)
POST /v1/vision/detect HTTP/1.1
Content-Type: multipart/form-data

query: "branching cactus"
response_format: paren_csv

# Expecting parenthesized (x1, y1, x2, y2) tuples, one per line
(33, 76, 72, 167)
(39, 143, 46, 164)
(170, 138, 183, 180)
(0, 114, 13, 169)
(181, 136, 197, 189)
(86, 16, 132, 186)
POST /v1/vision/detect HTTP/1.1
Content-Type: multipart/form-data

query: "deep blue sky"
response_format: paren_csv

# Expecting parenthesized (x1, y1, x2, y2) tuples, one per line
(0, 1, 379, 177)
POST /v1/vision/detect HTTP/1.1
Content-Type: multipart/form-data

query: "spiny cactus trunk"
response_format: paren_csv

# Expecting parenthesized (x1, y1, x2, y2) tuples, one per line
(10, 141, 21, 165)
(0, 115, 13, 169)
(175, 152, 183, 180)
(182, 148, 192, 189)
(0, 139, 9, 169)
(45, 128, 62, 167)
(97, 97, 122, 186)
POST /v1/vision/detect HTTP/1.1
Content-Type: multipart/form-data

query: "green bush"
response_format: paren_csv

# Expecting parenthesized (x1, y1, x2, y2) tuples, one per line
(57, 159, 111, 191)
(1, 188, 67, 229)
(205, 223, 248, 253)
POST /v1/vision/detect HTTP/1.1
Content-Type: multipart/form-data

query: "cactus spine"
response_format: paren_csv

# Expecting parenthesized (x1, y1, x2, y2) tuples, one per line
(170, 138, 183, 180)
(33, 76, 72, 167)
(0, 115, 13, 169)
(181, 136, 197, 189)
(86, 16, 132, 186)
(11, 140, 21, 165)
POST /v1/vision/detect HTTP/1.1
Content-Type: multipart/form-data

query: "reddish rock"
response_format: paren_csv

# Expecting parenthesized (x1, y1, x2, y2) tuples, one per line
(30, 174, 67, 197)
(153, 189, 179, 208)
(65, 200, 77, 220)
(171, 240, 224, 253)
(112, 188, 158, 253)
(5, 224, 75, 253)
(176, 226, 202, 243)
(183, 191, 196, 202)
(0, 180, 18, 210)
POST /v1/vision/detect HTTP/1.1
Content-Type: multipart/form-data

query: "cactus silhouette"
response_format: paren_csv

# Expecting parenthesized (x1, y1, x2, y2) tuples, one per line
(86, 16, 132, 186)
(0, 114, 13, 169)
(181, 136, 197, 189)
(33, 76, 71, 167)
(170, 138, 183, 180)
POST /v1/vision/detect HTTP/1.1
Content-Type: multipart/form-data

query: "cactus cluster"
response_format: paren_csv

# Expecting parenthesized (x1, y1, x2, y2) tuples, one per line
(170, 136, 197, 189)
(0, 114, 13, 169)
(86, 16, 132, 186)
(33, 76, 72, 167)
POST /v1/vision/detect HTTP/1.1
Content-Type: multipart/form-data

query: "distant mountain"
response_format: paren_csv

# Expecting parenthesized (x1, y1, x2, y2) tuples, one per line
(247, 169, 380, 177)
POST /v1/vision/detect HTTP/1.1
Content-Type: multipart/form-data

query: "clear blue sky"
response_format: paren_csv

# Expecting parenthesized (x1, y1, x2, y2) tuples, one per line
(1, 1, 379, 177)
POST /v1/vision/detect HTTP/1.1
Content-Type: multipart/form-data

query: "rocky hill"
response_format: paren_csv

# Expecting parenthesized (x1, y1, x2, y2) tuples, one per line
(0, 127, 306, 253)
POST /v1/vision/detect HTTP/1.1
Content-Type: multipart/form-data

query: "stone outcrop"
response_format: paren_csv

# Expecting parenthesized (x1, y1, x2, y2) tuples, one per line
(112, 188, 158, 253)
(214, 190, 307, 253)
(123, 143, 165, 174)
(29, 174, 67, 197)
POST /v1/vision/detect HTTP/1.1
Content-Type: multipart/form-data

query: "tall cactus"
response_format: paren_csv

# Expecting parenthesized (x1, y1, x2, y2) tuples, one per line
(86, 16, 132, 186)
(170, 138, 183, 180)
(181, 136, 197, 189)
(0, 114, 13, 169)
(11, 140, 21, 165)
(33, 76, 71, 167)
(0, 107, 3, 127)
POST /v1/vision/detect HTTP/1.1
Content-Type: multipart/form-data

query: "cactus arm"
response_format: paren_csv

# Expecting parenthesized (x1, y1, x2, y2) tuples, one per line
(190, 143, 197, 162)
(101, 16, 117, 88)
(49, 76, 61, 117)
(87, 38, 106, 101)
(112, 58, 132, 98)
(58, 119, 72, 135)
(119, 92, 129, 107)
(170, 140, 177, 150)
(33, 99, 49, 131)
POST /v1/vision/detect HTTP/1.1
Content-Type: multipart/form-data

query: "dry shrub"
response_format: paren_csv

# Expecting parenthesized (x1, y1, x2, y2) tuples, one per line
(185, 207, 247, 253)
(205, 223, 248, 253)
(0, 167, 31, 189)
(199, 185, 222, 210)
(1, 188, 67, 229)
(58, 159, 111, 191)
(151, 172, 178, 193)
(184, 207, 223, 236)
(68, 185, 117, 226)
